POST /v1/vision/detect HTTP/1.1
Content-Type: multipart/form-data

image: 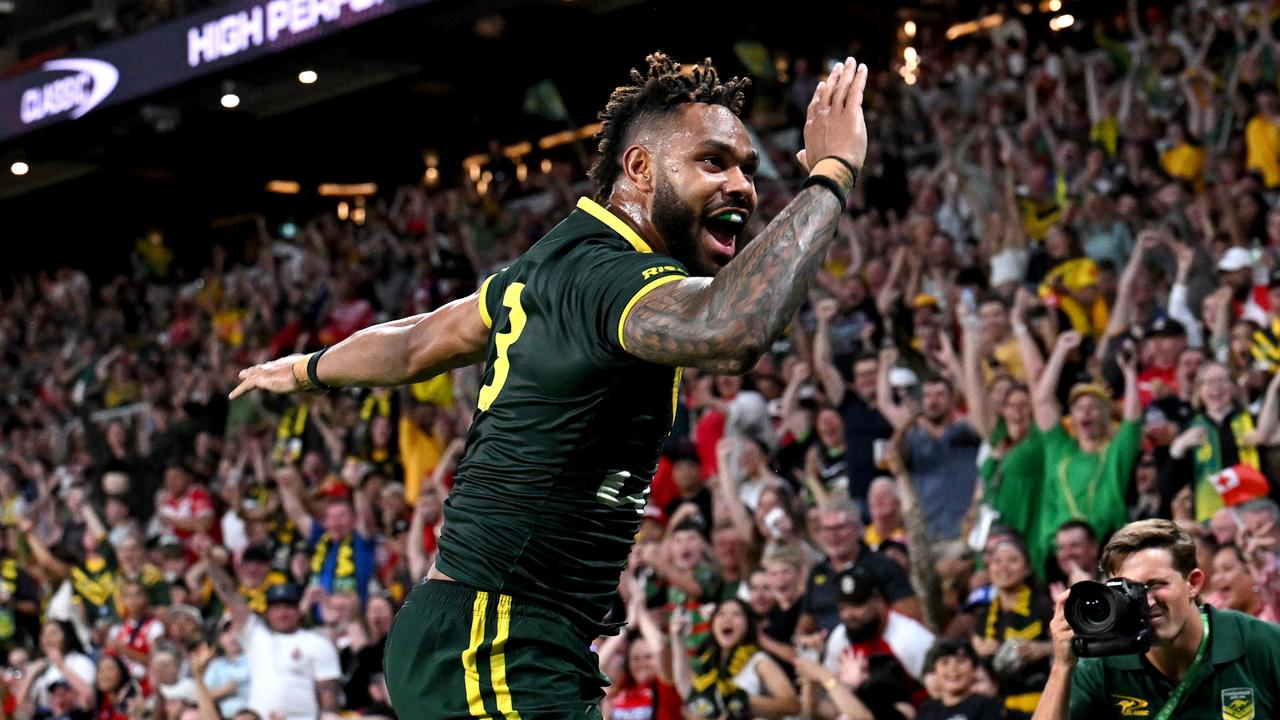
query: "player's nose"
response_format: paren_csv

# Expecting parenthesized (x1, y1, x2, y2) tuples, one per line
(722, 167, 755, 208)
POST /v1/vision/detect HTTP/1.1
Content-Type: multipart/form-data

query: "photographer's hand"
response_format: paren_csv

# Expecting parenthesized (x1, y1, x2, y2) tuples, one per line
(1030, 589, 1079, 720)
(1048, 588, 1078, 668)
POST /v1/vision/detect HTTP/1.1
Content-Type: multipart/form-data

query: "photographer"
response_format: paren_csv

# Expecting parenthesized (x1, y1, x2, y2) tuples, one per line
(1032, 519, 1280, 720)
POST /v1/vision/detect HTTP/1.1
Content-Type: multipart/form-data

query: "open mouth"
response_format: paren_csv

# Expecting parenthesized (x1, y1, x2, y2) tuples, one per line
(703, 207, 749, 258)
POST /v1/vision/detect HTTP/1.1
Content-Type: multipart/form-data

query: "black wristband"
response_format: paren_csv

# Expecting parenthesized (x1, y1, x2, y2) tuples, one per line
(307, 347, 333, 392)
(802, 174, 848, 209)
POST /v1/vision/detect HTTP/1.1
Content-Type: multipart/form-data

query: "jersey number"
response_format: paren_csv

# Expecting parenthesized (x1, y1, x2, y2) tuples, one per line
(477, 283, 527, 411)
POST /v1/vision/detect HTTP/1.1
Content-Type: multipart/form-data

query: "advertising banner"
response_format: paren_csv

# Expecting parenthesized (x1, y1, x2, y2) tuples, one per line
(1, 0, 432, 144)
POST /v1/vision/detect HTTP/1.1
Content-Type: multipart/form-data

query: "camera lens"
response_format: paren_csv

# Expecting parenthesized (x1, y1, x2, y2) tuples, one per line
(1066, 583, 1119, 634)
(1079, 596, 1114, 627)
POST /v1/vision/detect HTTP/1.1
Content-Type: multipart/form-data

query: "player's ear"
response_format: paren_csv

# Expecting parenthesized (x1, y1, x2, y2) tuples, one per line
(1186, 567, 1206, 599)
(621, 145, 654, 193)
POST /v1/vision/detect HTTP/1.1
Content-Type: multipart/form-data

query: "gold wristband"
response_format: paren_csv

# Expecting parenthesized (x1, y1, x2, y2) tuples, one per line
(810, 157, 858, 198)
(292, 355, 318, 392)
(822, 676, 839, 691)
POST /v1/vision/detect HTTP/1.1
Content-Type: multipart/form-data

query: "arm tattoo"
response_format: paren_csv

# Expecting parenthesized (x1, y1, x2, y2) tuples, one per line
(624, 186, 843, 372)
(206, 560, 244, 609)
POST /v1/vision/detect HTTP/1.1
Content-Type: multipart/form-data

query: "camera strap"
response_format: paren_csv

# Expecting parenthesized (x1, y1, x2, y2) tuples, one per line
(1152, 611, 1210, 720)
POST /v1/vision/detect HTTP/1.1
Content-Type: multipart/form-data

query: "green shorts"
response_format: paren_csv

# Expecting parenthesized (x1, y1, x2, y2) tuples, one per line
(385, 579, 608, 720)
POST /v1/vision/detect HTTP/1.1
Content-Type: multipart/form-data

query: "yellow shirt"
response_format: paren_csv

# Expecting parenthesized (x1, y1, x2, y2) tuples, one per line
(822, 259, 850, 279)
(1018, 197, 1063, 242)
(1246, 115, 1280, 188)
(409, 373, 454, 408)
(988, 338, 1029, 384)
(399, 417, 443, 502)
(864, 524, 907, 551)
(212, 308, 246, 348)
(1090, 117, 1119, 157)
(1161, 143, 1206, 183)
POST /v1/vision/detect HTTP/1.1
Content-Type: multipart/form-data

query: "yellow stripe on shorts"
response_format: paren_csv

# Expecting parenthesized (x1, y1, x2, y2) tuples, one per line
(462, 591, 489, 717)
(488, 594, 520, 719)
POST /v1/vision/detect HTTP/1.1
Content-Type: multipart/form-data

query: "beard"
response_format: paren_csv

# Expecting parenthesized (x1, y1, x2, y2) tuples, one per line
(652, 174, 716, 277)
(843, 612, 884, 644)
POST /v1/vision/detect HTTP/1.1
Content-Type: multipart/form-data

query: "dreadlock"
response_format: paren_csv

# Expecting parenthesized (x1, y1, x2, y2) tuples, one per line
(589, 52, 750, 201)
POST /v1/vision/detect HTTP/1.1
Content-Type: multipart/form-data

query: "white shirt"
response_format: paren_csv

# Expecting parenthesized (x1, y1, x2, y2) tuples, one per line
(732, 651, 766, 696)
(822, 610, 936, 681)
(31, 652, 96, 710)
(241, 615, 341, 720)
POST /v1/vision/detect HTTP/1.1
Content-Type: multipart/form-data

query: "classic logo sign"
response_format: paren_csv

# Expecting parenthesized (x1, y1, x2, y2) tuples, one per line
(1222, 687, 1254, 720)
(1112, 694, 1150, 717)
(19, 58, 120, 124)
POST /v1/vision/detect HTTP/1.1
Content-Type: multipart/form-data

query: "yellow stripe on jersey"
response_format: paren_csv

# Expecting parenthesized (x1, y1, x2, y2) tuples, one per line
(477, 274, 496, 329)
(617, 274, 686, 351)
(462, 591, 489, 717)
(489, 594, 521, 719)
(671, 367, 683, 423)
(576, 197, 653, 253)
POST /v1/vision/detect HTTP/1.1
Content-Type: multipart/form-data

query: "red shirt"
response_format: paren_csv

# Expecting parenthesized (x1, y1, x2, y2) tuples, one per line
(1231, 285, 1271, 319)
(1137, 365, 1178, 407)
(319, 298, 375, 345)
(111, 616, 164, 693)
(159, 484, 217, 545)
(611, 679, 683, 720)
(694, 410, 727, 479)
(647, 456, 677, 513)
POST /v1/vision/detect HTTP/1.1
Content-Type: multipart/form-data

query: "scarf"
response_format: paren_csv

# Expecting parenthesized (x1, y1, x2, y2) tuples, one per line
(984, 585, 1042, 642)
(685, 643, 758, 719)
(0, 559, 17, 641)
(310, 533, 357, 592)
(273, 404, 308, 464)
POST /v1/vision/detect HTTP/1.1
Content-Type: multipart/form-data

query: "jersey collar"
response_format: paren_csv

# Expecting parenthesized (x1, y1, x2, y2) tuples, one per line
(576, 197, 653, 253)
(1204, 605, 1243, 665)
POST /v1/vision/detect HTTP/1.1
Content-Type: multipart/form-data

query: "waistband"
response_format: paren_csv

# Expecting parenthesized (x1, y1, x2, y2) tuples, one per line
(415, 578, 584, 629)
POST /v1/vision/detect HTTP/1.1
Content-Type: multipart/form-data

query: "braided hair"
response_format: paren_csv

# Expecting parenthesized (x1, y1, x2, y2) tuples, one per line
(589, 52, 750, 201)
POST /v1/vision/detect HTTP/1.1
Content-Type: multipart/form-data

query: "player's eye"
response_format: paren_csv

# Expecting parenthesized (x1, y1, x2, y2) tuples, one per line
(701, 156, 723, 170)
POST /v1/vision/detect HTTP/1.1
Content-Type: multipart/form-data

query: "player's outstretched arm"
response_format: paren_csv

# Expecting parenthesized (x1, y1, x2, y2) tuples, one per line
(229, 290, 489, 399)
(623, 58, 869, 373)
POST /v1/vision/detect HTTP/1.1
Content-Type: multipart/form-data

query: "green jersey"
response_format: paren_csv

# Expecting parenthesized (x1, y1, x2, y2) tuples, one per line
(1069, 606, 1280, 719)
(1036, 419, 1141, 576)
(436, 197, 689, 638)
(979, 422, 1047, 575)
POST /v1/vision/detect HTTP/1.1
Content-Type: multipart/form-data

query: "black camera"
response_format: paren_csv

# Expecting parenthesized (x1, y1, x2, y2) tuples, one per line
(1065, 579, 1152, 658)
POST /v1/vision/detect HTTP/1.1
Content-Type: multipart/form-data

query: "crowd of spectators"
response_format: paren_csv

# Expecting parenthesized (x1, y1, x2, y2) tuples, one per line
(4, 1, 1280, 719)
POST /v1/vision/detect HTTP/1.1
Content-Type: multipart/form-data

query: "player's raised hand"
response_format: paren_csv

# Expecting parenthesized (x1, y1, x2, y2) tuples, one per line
(229, 353, 307, 399)
(797, 57, 870, 172)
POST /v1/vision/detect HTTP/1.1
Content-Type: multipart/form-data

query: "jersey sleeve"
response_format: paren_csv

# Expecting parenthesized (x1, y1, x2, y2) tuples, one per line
(576, 250, 690, 354)
(1106, 419, 1143, 495)
(477, 268, 509, 330)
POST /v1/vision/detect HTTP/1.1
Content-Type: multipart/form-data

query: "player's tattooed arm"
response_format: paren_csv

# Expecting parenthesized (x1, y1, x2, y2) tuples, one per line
(622, 186, 842, 373)
(203, 550, 251, 633)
